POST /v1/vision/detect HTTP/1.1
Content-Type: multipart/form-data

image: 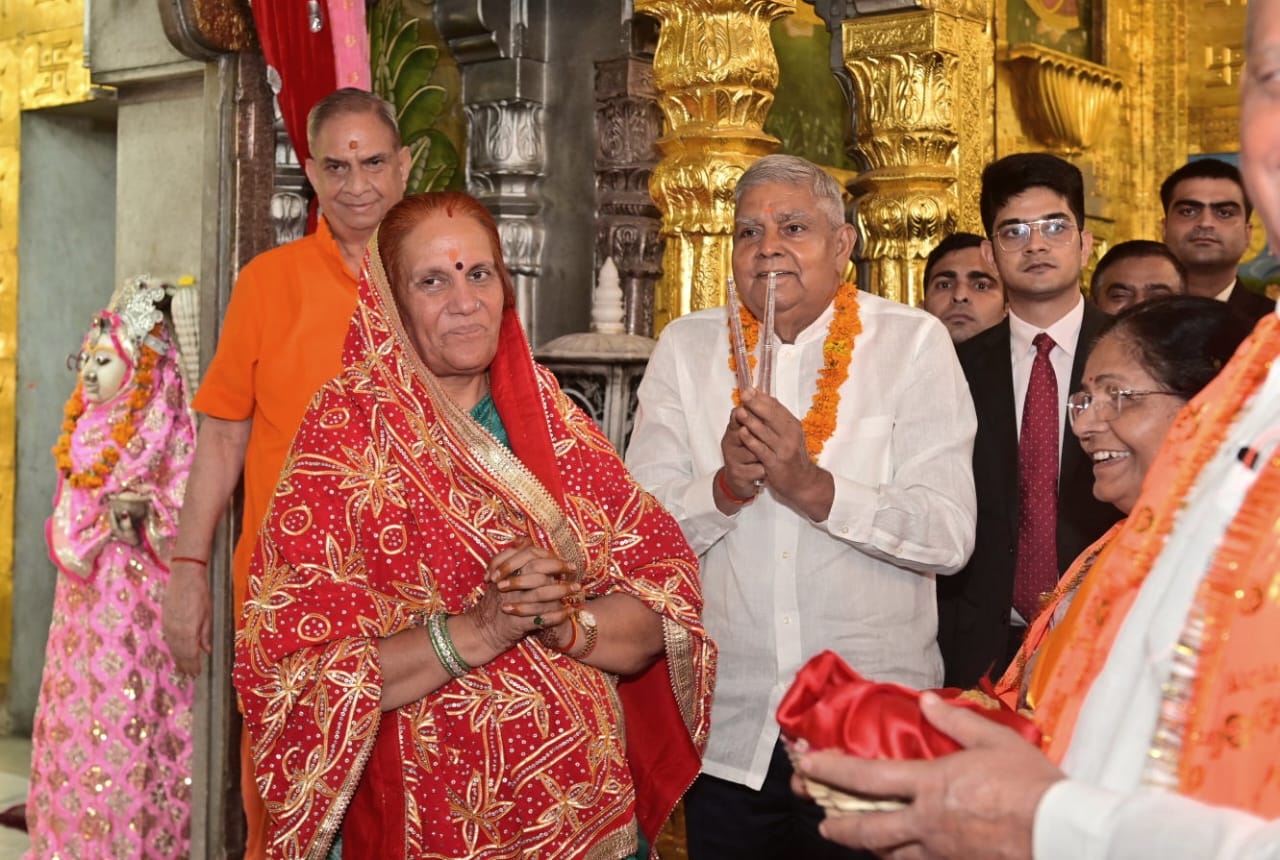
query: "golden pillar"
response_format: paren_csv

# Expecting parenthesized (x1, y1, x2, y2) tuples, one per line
(841, 2, 993, 306)
(636, 0, 795, 333)
(0, 0, 96, 686)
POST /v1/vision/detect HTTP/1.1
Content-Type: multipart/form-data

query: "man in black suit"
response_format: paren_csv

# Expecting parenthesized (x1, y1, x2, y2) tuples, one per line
(937, 153, 1123, 687)
(1161, 158, 1275, 325)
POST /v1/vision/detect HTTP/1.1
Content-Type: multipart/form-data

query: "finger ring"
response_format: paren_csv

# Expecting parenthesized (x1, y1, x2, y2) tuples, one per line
(534, 615, 544, 627)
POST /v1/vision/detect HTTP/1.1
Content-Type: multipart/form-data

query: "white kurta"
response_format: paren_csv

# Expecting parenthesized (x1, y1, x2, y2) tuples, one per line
(626, 290, 977, 789)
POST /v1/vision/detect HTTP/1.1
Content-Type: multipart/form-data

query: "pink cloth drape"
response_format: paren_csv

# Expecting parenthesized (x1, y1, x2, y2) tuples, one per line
(327, 0, 370, 90)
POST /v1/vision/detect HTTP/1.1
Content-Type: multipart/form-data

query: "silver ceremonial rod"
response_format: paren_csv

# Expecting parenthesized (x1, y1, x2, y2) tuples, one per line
(726, 276, 753, 393)
(758, 272, 778, 397)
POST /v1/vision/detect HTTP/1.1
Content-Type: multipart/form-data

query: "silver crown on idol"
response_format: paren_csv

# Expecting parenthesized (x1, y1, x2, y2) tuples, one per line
(103, 276, 170, 357)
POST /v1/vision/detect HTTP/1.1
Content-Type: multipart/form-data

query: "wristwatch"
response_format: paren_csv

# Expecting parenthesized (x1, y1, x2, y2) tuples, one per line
(576, 608, 599, 659)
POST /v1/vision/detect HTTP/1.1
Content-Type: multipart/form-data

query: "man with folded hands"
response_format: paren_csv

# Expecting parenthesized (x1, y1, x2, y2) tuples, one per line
(626, 153, 977, 859)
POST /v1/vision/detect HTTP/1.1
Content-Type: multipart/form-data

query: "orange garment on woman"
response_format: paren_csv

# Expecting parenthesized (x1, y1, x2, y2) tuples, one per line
(1027, 313, 1280, 815)
(993, 521, 1123, 711)
(191, 216, 358, 860)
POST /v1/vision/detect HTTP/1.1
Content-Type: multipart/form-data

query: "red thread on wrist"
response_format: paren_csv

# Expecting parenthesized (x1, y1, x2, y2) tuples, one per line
(716, 468, 754, 506)
(556, 617, 579, 653)
(171, 556, 208, 567)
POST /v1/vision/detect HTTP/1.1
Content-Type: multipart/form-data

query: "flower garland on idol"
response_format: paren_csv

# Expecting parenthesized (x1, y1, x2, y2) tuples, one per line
(52, 316, 163, 491)
(727, 282, 862, 459)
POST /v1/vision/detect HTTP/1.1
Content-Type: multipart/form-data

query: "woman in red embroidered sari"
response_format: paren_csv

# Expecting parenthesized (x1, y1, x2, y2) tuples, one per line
(233, 192, 715, 860)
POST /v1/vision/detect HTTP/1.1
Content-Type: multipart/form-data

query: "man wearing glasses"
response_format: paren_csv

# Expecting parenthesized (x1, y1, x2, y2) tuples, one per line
(1160, 158, 1273, 324)
(936, 152, 1122, 688)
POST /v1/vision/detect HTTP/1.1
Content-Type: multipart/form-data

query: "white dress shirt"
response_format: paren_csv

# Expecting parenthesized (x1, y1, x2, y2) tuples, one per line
(626, 291, 977, 790)
(1008, 295, 1084, 454)
(1035, 357, 1280, 859)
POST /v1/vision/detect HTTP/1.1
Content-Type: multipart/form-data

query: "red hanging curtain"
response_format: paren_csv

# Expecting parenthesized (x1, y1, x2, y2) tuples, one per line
(251, 0, 340, 232)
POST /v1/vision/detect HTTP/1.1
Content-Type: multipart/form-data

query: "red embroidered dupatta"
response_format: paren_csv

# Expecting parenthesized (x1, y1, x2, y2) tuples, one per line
(234, 237, 715, 859)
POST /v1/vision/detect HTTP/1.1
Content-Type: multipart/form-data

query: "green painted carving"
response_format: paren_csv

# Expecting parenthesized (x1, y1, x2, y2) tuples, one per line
(370, 0, 464, 192)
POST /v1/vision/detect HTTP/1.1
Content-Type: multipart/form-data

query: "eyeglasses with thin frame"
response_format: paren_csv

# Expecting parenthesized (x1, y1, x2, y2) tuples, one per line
(994, 217, 1078, 252)
(1067, 386, 1182, 429)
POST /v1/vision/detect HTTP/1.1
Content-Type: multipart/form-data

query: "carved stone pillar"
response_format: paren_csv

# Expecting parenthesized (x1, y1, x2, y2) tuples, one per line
(267, 67, 310, 248)
(827, 2, 994, 306)
(465, 98, 546, 334)
(634, 0, 794, 333)
(437, 1, 549, 340)
(594, 56, 664, 337)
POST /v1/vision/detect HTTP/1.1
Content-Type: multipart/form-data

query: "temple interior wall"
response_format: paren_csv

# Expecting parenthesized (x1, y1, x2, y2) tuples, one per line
(7, 1, 209, 730)
(11, 106, 117, 731)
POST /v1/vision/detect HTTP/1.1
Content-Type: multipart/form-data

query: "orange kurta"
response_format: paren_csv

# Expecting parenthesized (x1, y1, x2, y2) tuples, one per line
(193, 217, 358, 613)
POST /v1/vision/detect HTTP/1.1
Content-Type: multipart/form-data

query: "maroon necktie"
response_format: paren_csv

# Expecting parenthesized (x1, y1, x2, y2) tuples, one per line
(1013, 332, 1059, 620)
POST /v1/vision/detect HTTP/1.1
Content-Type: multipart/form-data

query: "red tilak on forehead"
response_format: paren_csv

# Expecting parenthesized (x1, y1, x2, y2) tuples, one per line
(348, 139, 358, 150)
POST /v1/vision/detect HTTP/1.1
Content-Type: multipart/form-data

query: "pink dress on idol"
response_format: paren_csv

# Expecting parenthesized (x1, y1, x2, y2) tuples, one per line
(27, 282, 197, 859)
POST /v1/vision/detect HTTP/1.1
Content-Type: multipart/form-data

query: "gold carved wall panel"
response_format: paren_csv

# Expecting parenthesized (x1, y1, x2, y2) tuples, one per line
(1186, 0, 1246, 155)
(842, 5, 993, 305)
(988, 0, 1190, 262)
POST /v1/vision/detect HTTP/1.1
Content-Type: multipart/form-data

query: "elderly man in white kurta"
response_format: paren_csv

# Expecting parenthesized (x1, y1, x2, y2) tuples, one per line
(626, 154, 977, 860)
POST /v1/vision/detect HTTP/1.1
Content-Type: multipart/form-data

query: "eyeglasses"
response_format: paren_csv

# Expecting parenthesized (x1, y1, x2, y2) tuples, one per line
(994, 218, 1077, 252)
(1067, 387, 1181, 428)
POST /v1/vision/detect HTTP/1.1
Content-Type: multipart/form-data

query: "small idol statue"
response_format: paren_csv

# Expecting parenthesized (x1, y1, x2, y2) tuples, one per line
(27, 278, 197, 859)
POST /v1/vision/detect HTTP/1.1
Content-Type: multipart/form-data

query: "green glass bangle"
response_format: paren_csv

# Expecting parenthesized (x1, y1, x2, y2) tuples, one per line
(426, 612, 471, 679)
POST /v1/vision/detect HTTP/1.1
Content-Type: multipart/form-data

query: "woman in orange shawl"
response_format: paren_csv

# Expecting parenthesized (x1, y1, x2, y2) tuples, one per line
(233, 192, 715, 859)
(995, 296, 1249, 710)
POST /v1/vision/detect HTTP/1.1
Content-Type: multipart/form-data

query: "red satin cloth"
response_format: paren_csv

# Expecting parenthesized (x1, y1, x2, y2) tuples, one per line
(777, 650, 1041, 759)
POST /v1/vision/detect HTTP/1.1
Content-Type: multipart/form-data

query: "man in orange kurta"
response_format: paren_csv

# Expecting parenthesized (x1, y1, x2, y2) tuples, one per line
(161, 88, 409, 859)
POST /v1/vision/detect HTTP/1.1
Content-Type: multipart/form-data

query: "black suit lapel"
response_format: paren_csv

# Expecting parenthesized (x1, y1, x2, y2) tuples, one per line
(963, 320, 1020, 540)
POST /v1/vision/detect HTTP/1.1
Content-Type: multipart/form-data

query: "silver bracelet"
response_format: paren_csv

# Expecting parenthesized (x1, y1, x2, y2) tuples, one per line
(426, 612, 471, 679)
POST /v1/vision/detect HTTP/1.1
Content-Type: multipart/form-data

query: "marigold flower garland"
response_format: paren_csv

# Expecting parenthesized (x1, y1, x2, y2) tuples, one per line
(727, 283, 862, 459)
(52, 340, 160, 490)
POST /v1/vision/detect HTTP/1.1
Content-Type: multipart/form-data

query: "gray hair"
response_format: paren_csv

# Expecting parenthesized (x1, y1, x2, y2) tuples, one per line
(734, 154, 846, 228)
(306, 88, 402, 153)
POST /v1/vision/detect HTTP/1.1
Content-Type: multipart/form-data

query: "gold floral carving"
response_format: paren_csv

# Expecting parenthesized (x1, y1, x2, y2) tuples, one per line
(842, 6, 992, 306)
(1003, 44, 1124, 155)
(0, 0, 97, 687)
(635, 0, 795, 332)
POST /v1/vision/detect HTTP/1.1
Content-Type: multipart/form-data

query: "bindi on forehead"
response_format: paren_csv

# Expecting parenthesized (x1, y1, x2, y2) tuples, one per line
(348, 139, 359, 150)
